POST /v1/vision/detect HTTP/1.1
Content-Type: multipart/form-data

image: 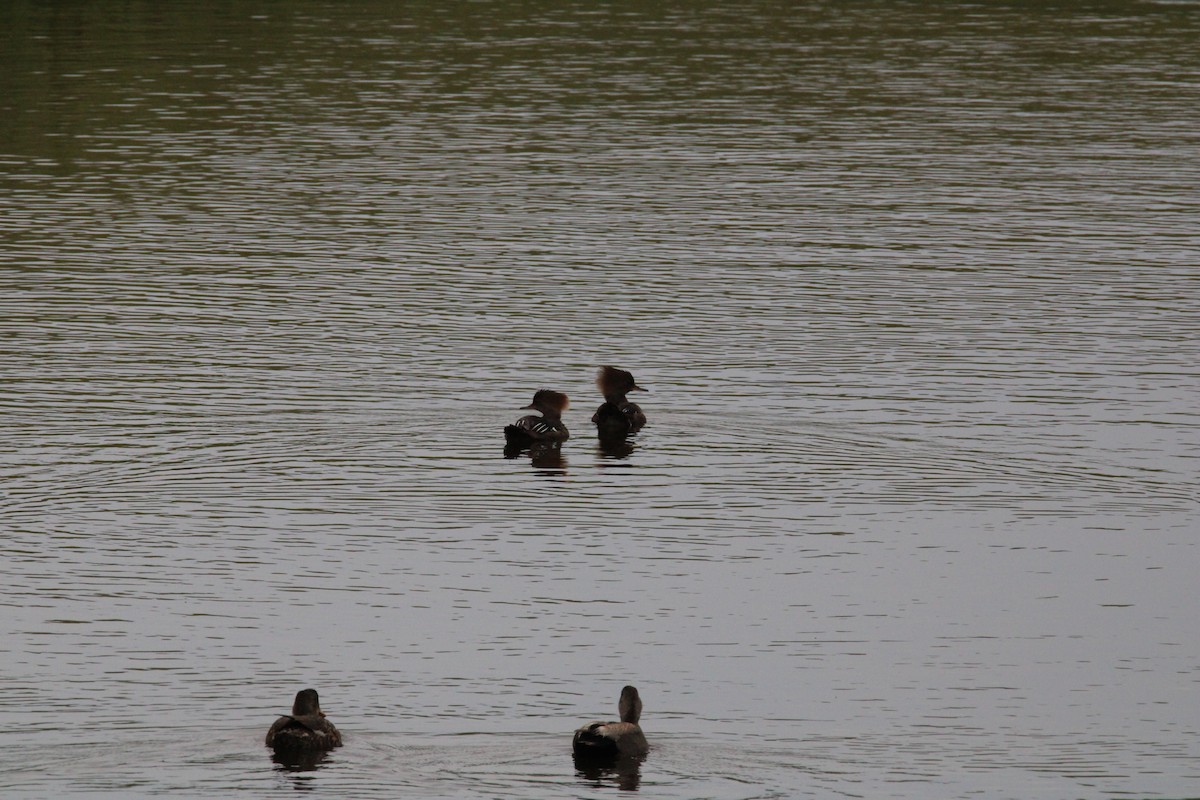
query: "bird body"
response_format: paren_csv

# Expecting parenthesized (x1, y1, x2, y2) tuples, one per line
(505, 389, 570, 446)
(572, 685, 649, 759)
(591, 367, 648, 436)
(265, 689, 342, 753)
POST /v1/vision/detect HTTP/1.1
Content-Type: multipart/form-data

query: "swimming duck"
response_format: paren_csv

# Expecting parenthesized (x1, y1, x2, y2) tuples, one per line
(504, 389, 570, 446)
(265, 689, 342, 753)
(592, 367, 647, 435)
(572, 685, 649, 758)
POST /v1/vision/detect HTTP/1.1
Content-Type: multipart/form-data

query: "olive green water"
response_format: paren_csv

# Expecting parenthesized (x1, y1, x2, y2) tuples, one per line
(1, 1, 1198, 798)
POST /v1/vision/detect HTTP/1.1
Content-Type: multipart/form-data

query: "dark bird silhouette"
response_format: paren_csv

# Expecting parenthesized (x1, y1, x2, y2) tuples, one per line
(504, 389, 570, 447)
(265, 689, 342, 755)
(592, 367, 648, 437)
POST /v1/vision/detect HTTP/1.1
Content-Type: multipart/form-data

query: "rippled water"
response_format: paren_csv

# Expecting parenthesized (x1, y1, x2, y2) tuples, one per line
(2, 1, 1198, 798)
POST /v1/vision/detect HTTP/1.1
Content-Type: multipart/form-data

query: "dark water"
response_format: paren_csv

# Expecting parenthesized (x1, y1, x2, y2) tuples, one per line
(2, 1, 1198, 797)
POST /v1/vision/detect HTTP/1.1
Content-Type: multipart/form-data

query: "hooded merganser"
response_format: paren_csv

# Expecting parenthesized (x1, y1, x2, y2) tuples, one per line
(572, 685, 649, 759)
(592, 366, 647, 435)
(504, 389, 570, 446)
(265, 689, 342, 753)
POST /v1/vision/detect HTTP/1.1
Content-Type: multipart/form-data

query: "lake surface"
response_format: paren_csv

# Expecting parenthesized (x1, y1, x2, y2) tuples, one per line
(2, 1, 1198, 797)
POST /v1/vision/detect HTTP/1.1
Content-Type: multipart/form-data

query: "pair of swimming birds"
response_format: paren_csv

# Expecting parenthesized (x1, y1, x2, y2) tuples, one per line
(504, 366, 648, 447)
(266, 685, 649, 760)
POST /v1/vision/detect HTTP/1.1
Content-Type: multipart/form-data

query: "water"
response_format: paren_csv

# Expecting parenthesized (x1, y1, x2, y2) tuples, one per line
(2, 1, 1198, 797)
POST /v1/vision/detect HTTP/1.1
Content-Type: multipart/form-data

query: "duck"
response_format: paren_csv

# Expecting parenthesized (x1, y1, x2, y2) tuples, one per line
(265, 689, 342, 753)
(504, 389, 570, 446)
(591, 366, 647, 436)
(572, 685, 649, 759)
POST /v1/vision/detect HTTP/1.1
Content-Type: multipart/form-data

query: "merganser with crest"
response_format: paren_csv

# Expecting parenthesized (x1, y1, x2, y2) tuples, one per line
(592, 366, 647, 435)
(504, 389, 570, 446)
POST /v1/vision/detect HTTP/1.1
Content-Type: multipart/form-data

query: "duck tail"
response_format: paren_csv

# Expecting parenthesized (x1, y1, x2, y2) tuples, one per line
(572, 723, 618, 757)
(504, 425, 533, 446)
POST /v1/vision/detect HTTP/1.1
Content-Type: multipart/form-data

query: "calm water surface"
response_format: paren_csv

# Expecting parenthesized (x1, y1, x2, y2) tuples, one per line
(1, 1, 1198, 798)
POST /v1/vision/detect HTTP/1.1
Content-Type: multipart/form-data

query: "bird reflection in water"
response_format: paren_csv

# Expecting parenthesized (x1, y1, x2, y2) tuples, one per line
(270, 746, 333, 784)
(573, 751, 645, 791)
(596, 431, 637, 461)
(504, 441, 568, 473)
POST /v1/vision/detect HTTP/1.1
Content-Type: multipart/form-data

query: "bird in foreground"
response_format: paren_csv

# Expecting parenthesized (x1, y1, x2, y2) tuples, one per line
(504, 389, 570, 446)
(592, 366, 647, 436)
(572, 685, 649, 759)
(265, 689, 342, 753)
